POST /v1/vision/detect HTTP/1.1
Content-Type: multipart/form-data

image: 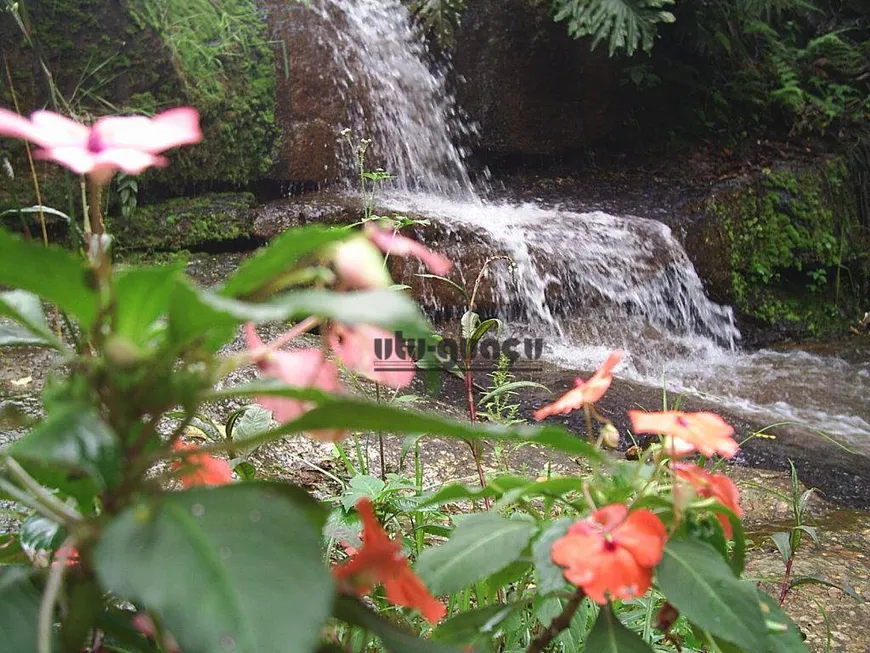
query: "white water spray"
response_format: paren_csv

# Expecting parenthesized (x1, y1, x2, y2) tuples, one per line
(302, 0, 870, 452)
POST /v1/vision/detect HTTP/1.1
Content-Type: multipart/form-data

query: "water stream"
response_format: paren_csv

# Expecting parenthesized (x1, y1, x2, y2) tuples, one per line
(306, 0, 870, 453)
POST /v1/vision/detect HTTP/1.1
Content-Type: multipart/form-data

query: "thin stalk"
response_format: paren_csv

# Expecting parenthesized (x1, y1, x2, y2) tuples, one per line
(376, 383, 386, 482)
(4, 53, 47, 245)
(2, 457, 81, 524)
(0, 477, 70, 524)
(778, 557, 794, 606)
(38, 536, 77, 653)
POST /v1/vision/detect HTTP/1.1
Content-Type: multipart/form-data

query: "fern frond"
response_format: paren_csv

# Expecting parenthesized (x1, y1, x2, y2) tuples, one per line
(551, 0, 676, 56)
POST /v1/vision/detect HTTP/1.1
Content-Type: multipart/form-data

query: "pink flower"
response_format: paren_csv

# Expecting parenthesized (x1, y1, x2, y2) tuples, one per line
(0, 107, 201, 179)
(329, 323, 415, 388)
(245, 324, 346, 442)
(533, 351, 623, 420)
(365, 224, 452, 276)
(628, 410, 738, 458)
(332, 236, 394, 289)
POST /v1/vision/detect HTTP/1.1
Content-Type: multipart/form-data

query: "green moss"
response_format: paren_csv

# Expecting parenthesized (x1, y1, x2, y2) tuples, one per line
(106, 192, 256, 252)
(711, 161, 867, 335)
(0, 0, 278, 197)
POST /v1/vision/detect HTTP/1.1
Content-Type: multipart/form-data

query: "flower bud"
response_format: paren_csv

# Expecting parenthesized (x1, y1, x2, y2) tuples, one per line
(600, 423, 620, 449)
(103, 336, 143, 367)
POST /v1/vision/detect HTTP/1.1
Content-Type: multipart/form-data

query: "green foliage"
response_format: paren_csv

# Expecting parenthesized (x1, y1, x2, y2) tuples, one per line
(127, 0, 279, 186)
(95, 484, 333, 653)
(106, 193, 257, 253)
(551, 0, 676, 56)
(713, 164, 867, 333)
(408, 0, 468, 45)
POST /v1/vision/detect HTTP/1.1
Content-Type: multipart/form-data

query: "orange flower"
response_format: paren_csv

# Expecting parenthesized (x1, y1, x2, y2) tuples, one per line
(551, 504, 667, 605)
(673, 463, 742, 538)
(172, 441, 233, 488)
(333, 499, 446, 624)
(628, 410, 738, 459)
(533, 351, 623, 421)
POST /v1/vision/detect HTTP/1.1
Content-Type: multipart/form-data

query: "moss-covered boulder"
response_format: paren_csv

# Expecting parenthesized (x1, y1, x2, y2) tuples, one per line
(107, 192, 257, 253)
(687, 161, 869, 338)
(0, 0, 278, 210)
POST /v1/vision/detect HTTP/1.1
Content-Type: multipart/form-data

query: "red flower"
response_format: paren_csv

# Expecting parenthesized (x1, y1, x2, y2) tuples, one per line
(333, 499, 446, 624)
(628, 410, 738, 459)
(551, 504, 667, 604)
(172, 441, 232, 488)
(533, 351, 623, 421)
(673, 463, 742, 538)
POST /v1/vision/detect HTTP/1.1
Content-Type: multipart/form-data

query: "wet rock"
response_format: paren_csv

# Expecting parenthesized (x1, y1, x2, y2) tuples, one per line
(452, 0, 621, 160)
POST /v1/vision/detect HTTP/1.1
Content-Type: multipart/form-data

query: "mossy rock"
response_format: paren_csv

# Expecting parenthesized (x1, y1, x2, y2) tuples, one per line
(107, 192, 257, 252)
(0, 0, 278, 199)
(701, 161, 869, 338)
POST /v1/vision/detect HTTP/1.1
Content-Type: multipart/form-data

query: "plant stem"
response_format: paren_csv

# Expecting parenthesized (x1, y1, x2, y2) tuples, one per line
(1, 457, 81, 524)
(527, 587, 586, 653)
(0, 477, 70, 525)
(778, 557, 794, 606)
(38, 536, 76, 653)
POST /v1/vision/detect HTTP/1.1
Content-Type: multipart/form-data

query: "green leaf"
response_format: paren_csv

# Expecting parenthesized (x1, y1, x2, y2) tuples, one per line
(552, 0, 675, 56)
(0, 567, 42, 653)
(757, 590, 811, 652)
(232, 461, 257, 481)
(266, 399, 603, 460)
(210, 383, 603, 461)
(94, 484, 333, 653)
(586, 603, 653, 652)
(0, 229, 99, 329)
(0, 534, 29, 565)
(341, 475, 387, 510)
(19, 513, 65, 552)
(8, 405, 120, 493)
(787, 575, 862, 601)
(334, 596, 462, 653)
(113, 264, 183, 344)
(468, 318, 501, 350)
(415, 513, 536, 595)
(170, 282, 429, 350)
(0, 290, 57, 348)
(231, 405, 273, 455)
(656, 540, 769, 652)
(533, 518, 573, 595)
(433, 601, 530, 645)
(415, 273, 468, 300)
(478, 381, 551, 406)
(221, 226, 348, 298)
(770, 532, 792, 566)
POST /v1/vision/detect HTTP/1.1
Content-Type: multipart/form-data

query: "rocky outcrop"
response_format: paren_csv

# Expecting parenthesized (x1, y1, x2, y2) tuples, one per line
(451, 0, 622, 161)
(257, 0, 347, 185)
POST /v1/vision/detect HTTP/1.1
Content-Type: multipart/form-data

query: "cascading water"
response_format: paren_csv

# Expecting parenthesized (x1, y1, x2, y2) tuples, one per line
(311, 0, 476, 198)
(302, 0, 870, 452)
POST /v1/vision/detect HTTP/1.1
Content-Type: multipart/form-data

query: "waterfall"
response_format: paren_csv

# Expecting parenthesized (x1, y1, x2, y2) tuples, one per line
(312, 0, 476, 198)
(291, 0, 870, 452)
